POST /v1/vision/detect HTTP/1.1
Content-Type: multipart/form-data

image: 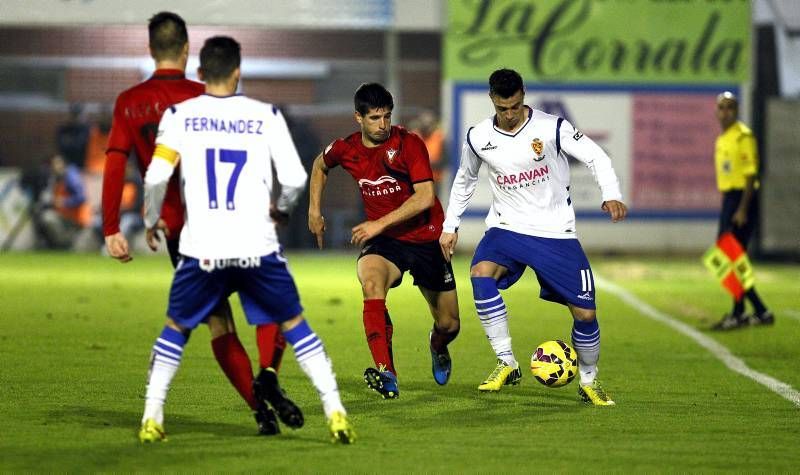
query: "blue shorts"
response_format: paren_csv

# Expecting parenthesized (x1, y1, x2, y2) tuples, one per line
(472, 228, 596, 309)
(167, 252, 304, 330)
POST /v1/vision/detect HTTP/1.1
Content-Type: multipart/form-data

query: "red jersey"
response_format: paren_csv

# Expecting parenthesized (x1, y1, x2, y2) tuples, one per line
(323, 126, 444, 243)
(102, 69, 204, 237)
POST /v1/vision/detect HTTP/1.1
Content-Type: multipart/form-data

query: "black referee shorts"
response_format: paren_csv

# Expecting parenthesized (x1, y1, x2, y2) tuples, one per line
(718, 190, 759, 247)
(358, 235, 456, 292)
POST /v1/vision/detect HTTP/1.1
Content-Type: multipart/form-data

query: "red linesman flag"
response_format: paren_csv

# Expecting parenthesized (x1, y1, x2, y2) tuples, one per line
(702, 232, 755, 300)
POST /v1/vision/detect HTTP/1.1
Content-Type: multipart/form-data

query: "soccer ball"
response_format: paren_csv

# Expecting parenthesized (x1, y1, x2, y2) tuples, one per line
(530, 340, 578, 387)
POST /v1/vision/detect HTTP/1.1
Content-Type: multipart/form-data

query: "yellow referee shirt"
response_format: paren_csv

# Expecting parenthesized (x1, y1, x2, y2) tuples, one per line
(714, 121, 759, 192)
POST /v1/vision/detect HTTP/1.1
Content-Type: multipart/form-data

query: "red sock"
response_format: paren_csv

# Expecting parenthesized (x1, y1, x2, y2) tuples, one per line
(430, 323, 459, 353)
(363, 299, 395, 374)
(256, 323, 286, 371)
(211, 333, 257, 410)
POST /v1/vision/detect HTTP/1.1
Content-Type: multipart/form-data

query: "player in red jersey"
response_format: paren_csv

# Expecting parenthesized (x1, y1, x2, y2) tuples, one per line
(308, 83, 460, 398)
(102, 12, 289, 435)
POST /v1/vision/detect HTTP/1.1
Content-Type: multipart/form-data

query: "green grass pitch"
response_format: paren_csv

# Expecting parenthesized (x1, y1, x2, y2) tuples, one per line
(1, 252, 799, 471)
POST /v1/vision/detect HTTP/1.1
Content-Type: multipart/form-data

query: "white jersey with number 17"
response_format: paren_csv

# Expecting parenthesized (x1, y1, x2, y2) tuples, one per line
(155, 94, 307, 259)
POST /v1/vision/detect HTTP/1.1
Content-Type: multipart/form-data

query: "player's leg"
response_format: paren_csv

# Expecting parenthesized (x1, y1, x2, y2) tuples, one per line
(357, 249, 404, 398)
(140, 318, 189, 443)
(568, 304, 612, 406)
(410, 241, 460, 385)
(419, 287, 459, 385)
(239, 254, 354, 443)
(165, 238, 271, 426)
(140, 256, 223, 442)
(471, 260, 522, 391)
(280, 315, 354, 443)
(526, 236, 614, 406)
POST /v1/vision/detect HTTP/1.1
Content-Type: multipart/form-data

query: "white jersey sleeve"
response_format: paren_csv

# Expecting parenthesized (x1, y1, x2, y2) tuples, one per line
(442, 129, 483, 233)
(268, 108, 307, 214)
(143, 108, 182, 228)
(559, 120, 622, 203)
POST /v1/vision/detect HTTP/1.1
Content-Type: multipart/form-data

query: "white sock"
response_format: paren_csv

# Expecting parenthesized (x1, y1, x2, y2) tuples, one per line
(475, 291, 516, 366)
(142, 331, 185, 424)
(287, 321, 346, 418)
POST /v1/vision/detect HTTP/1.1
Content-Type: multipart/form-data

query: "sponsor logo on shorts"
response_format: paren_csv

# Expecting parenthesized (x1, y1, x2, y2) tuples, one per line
(577, 292, 594, 301)
(199, 257, 261, 272)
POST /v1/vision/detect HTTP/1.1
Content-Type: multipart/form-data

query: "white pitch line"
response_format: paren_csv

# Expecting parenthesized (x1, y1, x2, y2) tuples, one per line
(596, 277, 800, 408)
(784, 310, 800, 322)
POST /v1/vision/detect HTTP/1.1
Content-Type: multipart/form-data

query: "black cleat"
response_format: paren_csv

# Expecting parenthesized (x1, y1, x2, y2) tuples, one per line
(254, 404, 280, 435)
(710, 313, 748, 331)
(750, 311, 775, 326)
(254, 367, 304, 429)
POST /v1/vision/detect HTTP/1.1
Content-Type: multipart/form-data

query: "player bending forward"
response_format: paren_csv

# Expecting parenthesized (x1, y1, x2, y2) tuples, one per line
(440, 69, 627, 405)
(308, 83, 460, 399)
(138, 36, 354, 443)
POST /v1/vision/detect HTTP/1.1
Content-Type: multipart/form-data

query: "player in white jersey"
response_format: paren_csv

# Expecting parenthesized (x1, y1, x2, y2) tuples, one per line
(439, 69, 627, 405)
(137, 36, 354, 444)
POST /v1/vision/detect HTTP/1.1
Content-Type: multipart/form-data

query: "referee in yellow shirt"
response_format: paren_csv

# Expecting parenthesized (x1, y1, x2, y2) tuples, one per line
(712, 92, 773, 330)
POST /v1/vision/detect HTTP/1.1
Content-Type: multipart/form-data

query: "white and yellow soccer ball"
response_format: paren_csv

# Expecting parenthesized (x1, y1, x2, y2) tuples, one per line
(530, 340, 578, 388)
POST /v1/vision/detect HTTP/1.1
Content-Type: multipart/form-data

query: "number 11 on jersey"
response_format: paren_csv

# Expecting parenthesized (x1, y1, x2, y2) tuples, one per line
(205, 148, 247, 210)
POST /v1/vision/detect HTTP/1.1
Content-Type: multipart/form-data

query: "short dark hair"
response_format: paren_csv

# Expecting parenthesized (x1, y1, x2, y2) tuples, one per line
(354, 83, 394, 115)
(199, 36, 241, 83)
(148, 12, 188, 61)
(489, 68, 524, 98)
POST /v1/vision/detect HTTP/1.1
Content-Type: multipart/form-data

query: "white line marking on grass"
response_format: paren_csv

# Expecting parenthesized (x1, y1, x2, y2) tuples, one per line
(784, 310, 800, 322)
(596, 277, 800, 408)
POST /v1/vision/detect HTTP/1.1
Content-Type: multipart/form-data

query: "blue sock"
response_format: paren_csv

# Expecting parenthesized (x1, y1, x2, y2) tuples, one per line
(571, 318, 600, 383)
(153, 326, 188, 367)
(283, 320, 324, 363)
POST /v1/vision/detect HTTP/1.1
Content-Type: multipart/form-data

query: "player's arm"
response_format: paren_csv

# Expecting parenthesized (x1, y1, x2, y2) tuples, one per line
(102, 96, 134, 262)
(733, 134, 758, 227)
(440, 132, 483, 260)
(269, 108, 308, 224)
(308, 153, 329, 249)
(351, 180, 436, 246)
(559, 120, 627, 223)
(143, 145, 180, 251)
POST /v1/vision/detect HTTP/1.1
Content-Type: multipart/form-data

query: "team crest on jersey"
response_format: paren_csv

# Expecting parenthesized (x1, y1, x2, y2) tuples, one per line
(531, 138, 545, 161)
(386, 148, 397, 163)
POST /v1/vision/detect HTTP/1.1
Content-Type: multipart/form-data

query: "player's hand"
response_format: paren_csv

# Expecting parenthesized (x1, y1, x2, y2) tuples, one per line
(145, 219, 170, 252)
(308, 213, 326, 249)
(105, 232, 132, 263)
(439, 231, 458, 262)
(351, 220, 384, 246)
(602, 200, 628, 223)
(732, 208, 748, 227)
(270, 204, 290, 227)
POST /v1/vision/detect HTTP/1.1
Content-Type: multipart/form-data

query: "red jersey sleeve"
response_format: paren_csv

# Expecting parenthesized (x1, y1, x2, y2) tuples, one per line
(102, 94, 134, 236)
(401, 132, 434, 184)
(322, 139, 347, 169)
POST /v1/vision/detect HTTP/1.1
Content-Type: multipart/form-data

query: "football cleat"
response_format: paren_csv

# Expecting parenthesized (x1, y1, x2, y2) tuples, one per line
(710, 313, 749, 331)
(327, 411, 356, 444)
(138, 418, 167, 443)
(363, 367, 399, 399)
(254, 367, 304, 429)
(478, 359, 522, 392)
(430, 333, 452, 385)
(578, 380, 615, 406)
(750, 311, 775, 326)
(254, 403, 280, 436)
